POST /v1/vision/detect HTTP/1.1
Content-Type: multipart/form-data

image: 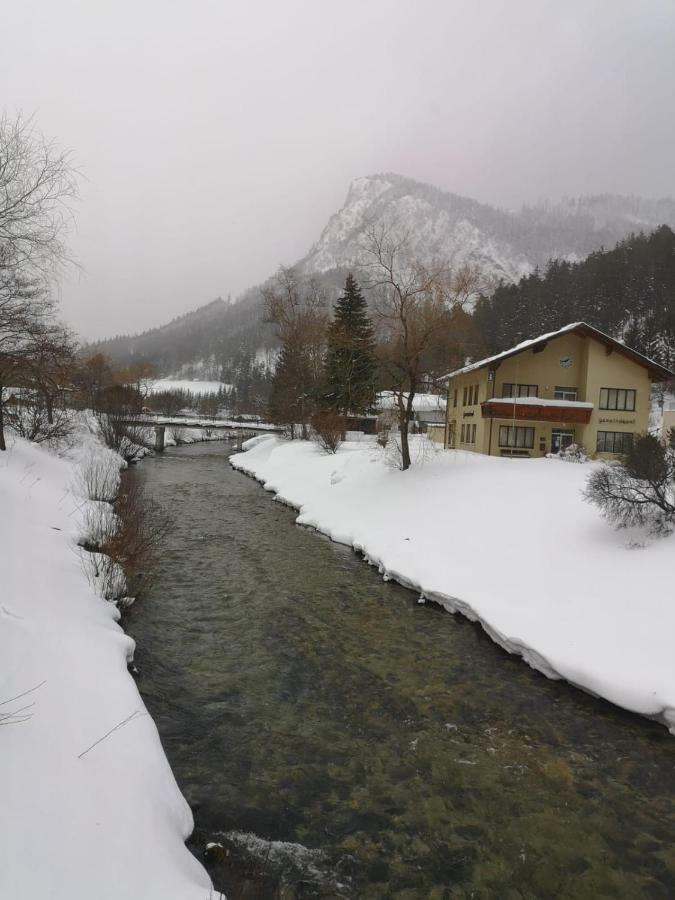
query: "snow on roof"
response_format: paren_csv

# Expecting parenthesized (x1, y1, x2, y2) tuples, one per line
(484, 397, 594, 409)
(441, 323, 584, 380)
(441, 321, 675, 382)
(376, 391, 447, 412)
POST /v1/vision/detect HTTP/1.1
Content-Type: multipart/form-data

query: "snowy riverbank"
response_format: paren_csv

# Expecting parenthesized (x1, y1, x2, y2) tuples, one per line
(0, 427, 213, 899)
(232, 435, 675, 733)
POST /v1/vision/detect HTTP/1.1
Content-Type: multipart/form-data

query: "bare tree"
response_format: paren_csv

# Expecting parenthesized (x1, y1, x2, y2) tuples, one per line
(0, 113, 79, 450)
(360, 224, 480, 470)
(0, 261, 62, 450)
(263, 267, 329, 438)
(0, 112, 79, 279)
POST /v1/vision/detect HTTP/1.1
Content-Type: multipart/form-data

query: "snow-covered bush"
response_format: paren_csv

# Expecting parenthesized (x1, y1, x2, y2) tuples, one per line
(77, 448, 121, 502)
(5, 400, 74, 446)
(97, 413, 152, 462)
(384, 433, 438, 469)
(547, 442, 588, 463)
(584, 433, 675, 534)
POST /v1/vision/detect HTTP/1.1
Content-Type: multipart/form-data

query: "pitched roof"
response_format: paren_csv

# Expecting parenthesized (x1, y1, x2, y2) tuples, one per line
(441, 322, 674, 383)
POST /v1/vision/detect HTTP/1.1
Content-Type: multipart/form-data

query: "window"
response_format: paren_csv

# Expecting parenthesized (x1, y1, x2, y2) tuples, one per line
(472, 423, 476, 443)
(502, 383, 538, 398)
(465, 423, 476, 444)
(463, 386, 468, 406)
(599, 388, 636, 412)
(498, 426, 534, 448)
(453, 389, 457, 408)
(473, 384, 480, 405)
(554, 386, 578, 401)
(597, 431, 633, 454)
(460, 424, 466, 443)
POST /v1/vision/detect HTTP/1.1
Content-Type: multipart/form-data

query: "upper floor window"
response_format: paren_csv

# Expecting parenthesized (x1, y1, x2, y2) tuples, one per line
(502, 383, 538, 398)
(554, 386, 578, 401)
(453, 389, 457, 408)
(599, 388, 636, 412)
(597, 431, 633, 454)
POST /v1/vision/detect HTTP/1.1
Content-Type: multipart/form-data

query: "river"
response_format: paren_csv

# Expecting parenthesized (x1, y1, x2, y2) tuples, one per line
(124, 440, 675, 899)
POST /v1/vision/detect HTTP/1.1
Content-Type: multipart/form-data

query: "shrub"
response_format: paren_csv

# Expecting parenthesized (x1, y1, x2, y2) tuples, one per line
(584, 433, 675, 534)
(548, 442, 588, 463)
(97, 413, 151, 462)
(311, 411, 346, 454)
(5, 398, 74, 446)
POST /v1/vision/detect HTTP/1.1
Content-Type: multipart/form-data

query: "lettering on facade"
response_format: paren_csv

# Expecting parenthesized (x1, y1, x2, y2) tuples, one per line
(598, 417, 636, 425)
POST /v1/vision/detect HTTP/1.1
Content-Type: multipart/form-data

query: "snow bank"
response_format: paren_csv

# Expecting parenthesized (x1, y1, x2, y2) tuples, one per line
(231, 436, 675, 733)
(0, 432, 213, 899)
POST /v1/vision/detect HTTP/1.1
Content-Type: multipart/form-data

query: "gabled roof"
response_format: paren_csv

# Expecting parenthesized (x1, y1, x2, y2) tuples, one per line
(442, 322, 675, 383)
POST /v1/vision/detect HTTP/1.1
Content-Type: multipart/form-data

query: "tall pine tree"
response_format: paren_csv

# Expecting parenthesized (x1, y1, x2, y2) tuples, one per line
(323, 274, 376, 415)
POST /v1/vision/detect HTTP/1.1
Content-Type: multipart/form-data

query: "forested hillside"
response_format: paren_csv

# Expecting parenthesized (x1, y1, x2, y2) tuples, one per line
(86, 176, 675, 405)
(473, 226, 675, 367)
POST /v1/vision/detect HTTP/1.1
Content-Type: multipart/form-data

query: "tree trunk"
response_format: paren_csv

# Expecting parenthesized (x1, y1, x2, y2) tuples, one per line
(45, 392, 54, 424)
(397, 391, 414, 471)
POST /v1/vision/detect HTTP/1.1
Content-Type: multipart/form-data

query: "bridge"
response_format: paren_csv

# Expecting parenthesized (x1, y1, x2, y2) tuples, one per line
(118, 417, 282, 451)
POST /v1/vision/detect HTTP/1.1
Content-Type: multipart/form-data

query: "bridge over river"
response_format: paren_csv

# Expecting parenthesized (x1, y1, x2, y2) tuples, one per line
(118, 417, 282, 451)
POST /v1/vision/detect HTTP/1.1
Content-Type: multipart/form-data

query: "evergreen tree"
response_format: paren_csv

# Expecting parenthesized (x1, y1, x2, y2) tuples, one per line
(322, 274, 376, 415)
(473, 226, 675, 362)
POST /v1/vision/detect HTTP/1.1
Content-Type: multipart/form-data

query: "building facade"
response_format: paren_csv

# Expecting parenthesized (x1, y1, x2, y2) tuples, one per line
(443, 323, 673, 458)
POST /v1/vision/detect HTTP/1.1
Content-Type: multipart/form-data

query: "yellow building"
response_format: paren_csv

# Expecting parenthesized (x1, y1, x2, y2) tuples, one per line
(442, 322, 673, 458)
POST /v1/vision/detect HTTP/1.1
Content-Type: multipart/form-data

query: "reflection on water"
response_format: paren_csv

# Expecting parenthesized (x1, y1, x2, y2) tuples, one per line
(125, 441, 675, 898)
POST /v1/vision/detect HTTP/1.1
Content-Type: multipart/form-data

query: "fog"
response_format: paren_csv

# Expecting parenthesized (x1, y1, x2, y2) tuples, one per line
(2, 0, 674, 339)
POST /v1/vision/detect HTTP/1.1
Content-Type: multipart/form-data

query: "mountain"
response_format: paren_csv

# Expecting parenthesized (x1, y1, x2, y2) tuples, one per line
(299, 174, 675, 286)
(87, 173, 675, 392)
(473, 225, 675, 369)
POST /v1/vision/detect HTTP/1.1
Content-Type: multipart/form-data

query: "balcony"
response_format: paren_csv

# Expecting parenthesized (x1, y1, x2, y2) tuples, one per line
(481, 397, 594, 424)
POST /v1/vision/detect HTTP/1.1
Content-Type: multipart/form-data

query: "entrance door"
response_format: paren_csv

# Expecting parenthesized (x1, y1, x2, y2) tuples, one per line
(551, 429, 575, 453)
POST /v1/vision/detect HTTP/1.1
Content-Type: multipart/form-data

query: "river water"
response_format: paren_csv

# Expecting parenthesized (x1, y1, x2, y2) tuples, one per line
(125, 440, 675, 899)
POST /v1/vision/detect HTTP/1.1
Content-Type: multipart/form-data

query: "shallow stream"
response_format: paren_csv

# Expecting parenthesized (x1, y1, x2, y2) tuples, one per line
(125, 441, 675, 898)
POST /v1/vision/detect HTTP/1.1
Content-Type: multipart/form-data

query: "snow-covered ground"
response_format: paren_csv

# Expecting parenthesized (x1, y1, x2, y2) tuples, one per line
(0, 427, 214, 899)
(150, 378, 231, 395)
(231, 435, 675, 733)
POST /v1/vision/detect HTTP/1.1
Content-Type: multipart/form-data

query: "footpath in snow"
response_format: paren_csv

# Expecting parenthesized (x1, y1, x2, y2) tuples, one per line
(232, 435, 675, 733)
(0, 429, 213, 899)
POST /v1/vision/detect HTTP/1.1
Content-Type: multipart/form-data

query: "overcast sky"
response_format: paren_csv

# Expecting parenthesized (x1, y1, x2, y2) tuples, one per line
(2, 0, 675, 339)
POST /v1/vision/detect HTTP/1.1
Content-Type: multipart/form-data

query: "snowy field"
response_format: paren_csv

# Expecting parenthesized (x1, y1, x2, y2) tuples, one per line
(0, 426, 213, 899)
(232, 435, 675, 733)
(150, 378, 230, 395)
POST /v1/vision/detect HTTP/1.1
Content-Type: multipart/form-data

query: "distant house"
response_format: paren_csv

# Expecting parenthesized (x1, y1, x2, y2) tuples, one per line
(441, 322, 674, 458)
(375, 391, 447, 433)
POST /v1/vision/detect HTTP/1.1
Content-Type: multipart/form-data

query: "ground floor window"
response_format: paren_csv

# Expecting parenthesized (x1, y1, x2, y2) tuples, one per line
(596, 431, 633, 453)
(498, 425, 534, 448)
(461, 423, 476, 444)
(551, 429, 575, 453)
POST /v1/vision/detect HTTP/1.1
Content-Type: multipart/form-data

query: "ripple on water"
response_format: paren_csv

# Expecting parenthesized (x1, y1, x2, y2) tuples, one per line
(125, 442, 675, 899)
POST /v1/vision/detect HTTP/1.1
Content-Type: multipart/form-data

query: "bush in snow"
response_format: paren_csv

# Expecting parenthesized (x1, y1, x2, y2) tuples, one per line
(584, 433, 675, 534)
(311, 411, 345, 454)
(4, 398, 75, 446)
(97, 412, 152, 462)
(77, 449, 121, 502)
(547, 442, 588, 463)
